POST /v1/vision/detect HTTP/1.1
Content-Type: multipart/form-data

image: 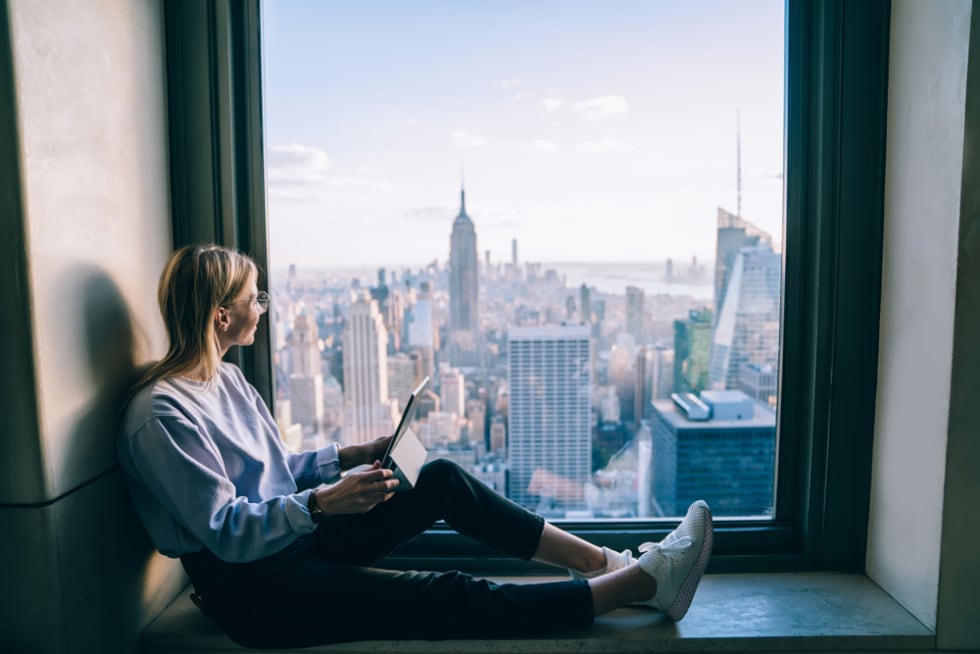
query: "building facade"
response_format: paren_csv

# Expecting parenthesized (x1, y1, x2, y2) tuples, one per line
(287, 313, 324, 435)
(507, 325, 592, 513)
(708, 243, 781, 391)
(649, 390, 776, 517)
(342, 295, 393, 444)
(448, 188, 480, 366)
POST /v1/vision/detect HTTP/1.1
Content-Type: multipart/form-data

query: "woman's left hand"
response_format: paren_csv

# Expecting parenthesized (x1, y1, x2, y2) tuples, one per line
(363, 434, 393, 463)
(338, 435, 393, 470)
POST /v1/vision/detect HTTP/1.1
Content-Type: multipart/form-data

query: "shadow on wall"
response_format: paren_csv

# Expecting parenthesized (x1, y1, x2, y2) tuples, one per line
(57, 265, 185, 650)
(65, 264, 142, 474)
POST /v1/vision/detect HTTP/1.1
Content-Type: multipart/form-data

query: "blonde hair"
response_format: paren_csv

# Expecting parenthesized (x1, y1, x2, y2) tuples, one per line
(134, 244, 257, 392)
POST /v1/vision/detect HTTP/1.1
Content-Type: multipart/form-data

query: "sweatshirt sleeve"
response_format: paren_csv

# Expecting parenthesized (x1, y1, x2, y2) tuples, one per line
(288, 442, 342, 490)
(126, 414, 317, 563)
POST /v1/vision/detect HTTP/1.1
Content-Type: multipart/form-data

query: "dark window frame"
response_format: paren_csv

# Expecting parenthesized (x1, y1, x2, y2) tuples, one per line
(163, 0, 890, 574)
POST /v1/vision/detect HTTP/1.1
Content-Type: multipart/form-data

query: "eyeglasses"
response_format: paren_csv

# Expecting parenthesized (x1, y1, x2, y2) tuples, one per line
(224, 291, 271, 315)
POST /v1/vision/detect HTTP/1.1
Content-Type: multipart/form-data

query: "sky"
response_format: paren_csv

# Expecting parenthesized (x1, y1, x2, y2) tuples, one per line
(261, 0, 785, 270)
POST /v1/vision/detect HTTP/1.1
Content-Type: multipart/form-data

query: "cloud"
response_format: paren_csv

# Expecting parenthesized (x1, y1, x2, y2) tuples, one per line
(572, 95, 629, 119)
(267, 143, 331, 184)
(531, 139, 559, 152)
(452, 128, 488, 148)
(266, 143, 390, 202)
(405, 204, 456, 224)
(575, 136, 635, 152)
(537, 97, 564, 113)
(404, 118, 419, 126)
(493, 77, 521, 89)
(327, 177, 391, 191)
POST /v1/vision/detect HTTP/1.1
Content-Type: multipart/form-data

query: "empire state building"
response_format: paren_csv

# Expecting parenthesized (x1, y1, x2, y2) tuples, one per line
(448, 187, 480, 365)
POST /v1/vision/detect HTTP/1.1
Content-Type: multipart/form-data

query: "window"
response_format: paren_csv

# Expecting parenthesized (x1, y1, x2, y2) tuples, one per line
(163, 0, 889, 573)
(260, 0, 785, 525)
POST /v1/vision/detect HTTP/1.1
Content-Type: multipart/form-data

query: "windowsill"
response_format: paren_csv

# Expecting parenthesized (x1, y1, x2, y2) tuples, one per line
(139, 573, 933, 653)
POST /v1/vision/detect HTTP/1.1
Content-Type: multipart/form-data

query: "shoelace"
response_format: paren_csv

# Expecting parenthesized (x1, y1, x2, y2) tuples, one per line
(638, 536, 693, 556)
(617, 549, 636, 566)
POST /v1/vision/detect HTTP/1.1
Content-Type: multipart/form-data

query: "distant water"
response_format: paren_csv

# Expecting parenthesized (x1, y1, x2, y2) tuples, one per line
(273, 260, 716, 301)
(544, 261, 714, 300)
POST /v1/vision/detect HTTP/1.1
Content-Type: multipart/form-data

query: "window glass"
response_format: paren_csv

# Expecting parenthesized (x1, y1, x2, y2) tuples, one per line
(261, 0, 785, 519)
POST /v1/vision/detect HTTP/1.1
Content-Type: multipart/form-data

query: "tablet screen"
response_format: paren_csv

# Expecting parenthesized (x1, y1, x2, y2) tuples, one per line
(382, 375, 430, 466)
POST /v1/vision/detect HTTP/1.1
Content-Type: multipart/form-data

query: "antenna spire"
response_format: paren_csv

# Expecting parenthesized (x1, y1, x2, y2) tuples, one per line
(736, 111, 742, 219)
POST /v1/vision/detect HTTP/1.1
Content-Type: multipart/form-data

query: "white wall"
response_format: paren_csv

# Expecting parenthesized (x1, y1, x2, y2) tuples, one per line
(0, 0, 183, 651)
(12, 0, 172, 499)
(868, 0, 971, 631)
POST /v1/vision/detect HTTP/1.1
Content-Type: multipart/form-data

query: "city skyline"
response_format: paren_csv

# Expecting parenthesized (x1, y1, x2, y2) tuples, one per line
(269, 210, 780, 518)
(261, 0, 785, 268)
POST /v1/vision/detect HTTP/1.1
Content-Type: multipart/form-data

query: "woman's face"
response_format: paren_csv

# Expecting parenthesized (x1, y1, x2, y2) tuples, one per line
(216, 278, 263, 353)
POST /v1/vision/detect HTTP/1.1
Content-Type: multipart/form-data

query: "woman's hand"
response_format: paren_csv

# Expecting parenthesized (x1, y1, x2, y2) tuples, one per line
(313, 461, 399, 515)
(338, 435, 393, 470)
(362, 434, 393, 463)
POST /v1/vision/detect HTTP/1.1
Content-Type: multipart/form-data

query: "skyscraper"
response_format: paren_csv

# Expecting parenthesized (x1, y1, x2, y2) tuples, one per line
(708, 243, 781, 391)
(448, 188, 480, 366)
(673, 308, 713, 394)
(342, 294, 394, 444)
(386, 352, 420, 410)
(507, 325, 592, 513)
(626, 286, 645, 343)
(739, 362, 778, 408)
(287, 313, 323, 436)
(714, 208, 772, 322)
(439, 365, 465, 417)
(649, 390, 776, 517)
(371, 267, 403, 353)
(406, 281, 436, 379)
(579, 283, 591, 323)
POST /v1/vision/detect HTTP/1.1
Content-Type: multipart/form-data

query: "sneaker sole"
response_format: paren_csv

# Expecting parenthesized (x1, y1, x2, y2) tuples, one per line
(665, 502, 713, 621)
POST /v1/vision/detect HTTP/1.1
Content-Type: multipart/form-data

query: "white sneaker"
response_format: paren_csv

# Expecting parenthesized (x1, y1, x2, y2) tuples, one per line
(636, 500, 713, 621)
(568, 546, 635, 580)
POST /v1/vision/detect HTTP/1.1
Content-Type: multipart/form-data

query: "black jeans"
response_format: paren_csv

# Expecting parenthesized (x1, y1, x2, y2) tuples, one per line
(180, 459, 594, 648)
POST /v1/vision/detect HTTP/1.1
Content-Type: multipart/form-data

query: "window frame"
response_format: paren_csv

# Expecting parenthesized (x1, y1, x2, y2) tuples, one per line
(163, 0, 890, 574)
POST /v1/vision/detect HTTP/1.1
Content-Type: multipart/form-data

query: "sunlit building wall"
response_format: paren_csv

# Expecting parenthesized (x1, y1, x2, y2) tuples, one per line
(507, 325, 592, 512)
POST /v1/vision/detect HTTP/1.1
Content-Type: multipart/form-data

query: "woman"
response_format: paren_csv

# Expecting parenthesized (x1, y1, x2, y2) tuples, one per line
(118, 243, 713, 648)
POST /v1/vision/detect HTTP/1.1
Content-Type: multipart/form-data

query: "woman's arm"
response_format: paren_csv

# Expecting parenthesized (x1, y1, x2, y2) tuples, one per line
(287, 443, 342, 490)
(126, 415, 317, 563)
(285, 435, 391, 490)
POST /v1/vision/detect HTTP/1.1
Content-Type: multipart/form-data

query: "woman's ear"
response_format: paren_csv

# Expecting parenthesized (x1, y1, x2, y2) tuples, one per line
(214, 306, 230, 333)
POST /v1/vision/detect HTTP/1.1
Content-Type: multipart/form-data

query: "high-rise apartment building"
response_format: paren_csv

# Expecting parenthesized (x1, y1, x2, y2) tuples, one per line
(287, 313, 323, 435)
(507, 325, 592, 512)
(342, 295, 394, 444)
(448, 188, 480, 366)
(649, 390, 776, 517)
(708, 243, 781, 391)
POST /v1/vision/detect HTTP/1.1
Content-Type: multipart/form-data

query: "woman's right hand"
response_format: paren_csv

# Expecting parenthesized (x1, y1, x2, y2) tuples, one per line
(313, 461, 399, 515)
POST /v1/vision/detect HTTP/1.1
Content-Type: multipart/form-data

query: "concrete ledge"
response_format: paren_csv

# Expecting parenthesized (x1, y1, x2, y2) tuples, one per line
(140, 573, 934, 654)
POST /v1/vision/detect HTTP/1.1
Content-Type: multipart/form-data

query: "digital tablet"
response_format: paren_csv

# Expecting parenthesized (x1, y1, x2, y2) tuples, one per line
(381, 376, 430, 490)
